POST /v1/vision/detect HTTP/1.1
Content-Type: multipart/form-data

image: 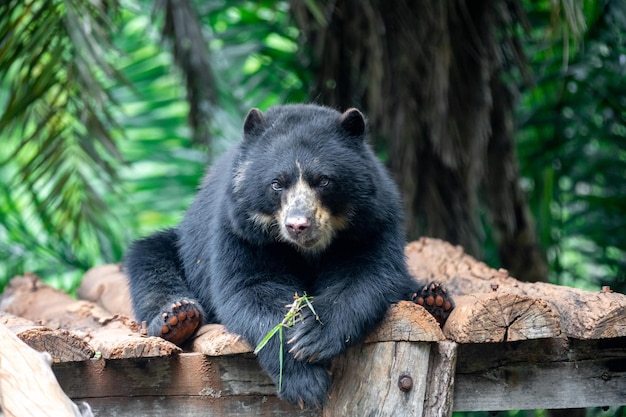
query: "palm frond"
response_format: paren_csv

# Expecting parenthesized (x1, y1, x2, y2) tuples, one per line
(152, 0, 218, 147)
(0, 0, 127, 284)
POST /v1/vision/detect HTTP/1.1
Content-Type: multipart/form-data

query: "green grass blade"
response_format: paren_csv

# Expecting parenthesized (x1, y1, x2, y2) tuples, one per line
(253, 324, 281, 354)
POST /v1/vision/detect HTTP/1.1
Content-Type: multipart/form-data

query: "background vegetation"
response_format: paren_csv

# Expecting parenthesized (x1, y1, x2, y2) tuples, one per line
(1, 1, 624, 416)
(2, 0, 623, 294)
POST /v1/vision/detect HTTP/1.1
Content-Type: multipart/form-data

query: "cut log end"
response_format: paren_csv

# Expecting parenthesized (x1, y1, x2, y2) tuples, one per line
(443, 293, 562, 343)
(189, 324, 253, 355)
(366, 301, 444, 343)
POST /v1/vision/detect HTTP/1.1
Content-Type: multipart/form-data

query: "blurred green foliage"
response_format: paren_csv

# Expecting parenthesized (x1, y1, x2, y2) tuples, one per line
(454, 407, 625, 417)
(516, 0, 626, 291)
(0, 0, 624, 301)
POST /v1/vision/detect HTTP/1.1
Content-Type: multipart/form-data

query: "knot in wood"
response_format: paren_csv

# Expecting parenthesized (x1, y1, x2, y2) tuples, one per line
(398, 374, 413, 392)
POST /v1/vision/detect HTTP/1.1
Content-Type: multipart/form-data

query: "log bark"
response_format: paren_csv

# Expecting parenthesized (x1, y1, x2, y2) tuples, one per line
(0, 275, 180, 359)
(406, 238, 626, 340)
(0, 324, 93, 417)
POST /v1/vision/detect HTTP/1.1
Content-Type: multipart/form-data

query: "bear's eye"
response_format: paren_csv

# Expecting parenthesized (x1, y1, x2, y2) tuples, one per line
(318, 176, 330, 187)
(271, 180, 283, 191)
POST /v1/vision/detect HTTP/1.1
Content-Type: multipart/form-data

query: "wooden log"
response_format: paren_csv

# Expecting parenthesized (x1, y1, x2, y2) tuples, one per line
(443, 293, 562, 343)
(0, 275, 180, 359)
(189, 301, 443, 356)
(189, 324, 252, 355)
(0, 312, 94, 362)
(365, 301, 444, 343)
(60, 300, 181, 359)
(406, 237, 626, 339)
(0, 324, 93, 417)
(0, 273, 78, 328)
(78, 264, 134, 317)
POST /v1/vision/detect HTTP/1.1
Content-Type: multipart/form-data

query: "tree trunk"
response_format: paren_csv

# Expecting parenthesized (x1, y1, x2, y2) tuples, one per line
(290, 0, 549, 279)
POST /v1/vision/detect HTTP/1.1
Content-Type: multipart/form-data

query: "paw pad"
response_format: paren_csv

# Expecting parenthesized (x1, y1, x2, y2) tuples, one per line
(411, 282, 454, 326)
(158, 299, 202, 345)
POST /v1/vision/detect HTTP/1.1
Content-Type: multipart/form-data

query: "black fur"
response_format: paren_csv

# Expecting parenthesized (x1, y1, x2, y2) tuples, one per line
(125, 104, 428, 408)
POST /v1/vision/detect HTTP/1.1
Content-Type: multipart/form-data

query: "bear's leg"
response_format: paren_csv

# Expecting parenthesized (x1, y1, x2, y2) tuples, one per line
(411, 281, 455, 326)
(124, 228, 204, 345)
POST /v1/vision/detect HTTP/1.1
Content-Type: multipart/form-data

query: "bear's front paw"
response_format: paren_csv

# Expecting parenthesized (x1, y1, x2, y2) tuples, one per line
(411, 282, 455, 326)
(287, 316, 343, 363)
(148, 299, 203, 345)
(279, 364, 331, 409)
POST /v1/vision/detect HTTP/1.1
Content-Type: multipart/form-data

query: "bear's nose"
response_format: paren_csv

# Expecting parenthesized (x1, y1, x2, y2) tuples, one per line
(285, 216, 310, 236)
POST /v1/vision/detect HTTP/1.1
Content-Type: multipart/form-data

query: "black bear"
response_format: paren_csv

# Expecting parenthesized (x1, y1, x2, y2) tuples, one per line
(124, 104, 453, 409)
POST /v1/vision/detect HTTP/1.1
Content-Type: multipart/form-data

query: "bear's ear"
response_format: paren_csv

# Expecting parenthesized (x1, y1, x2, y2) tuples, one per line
(339, 108, 366, 139)
(243, 108, 265, 140)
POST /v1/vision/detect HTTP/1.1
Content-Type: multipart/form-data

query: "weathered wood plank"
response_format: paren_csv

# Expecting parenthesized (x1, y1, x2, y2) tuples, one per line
(53, 352, 316, 416)
(453, 337, 626, 411)
(324, 342, 432, 417)
(54, 353, 265, 399)
(75, 397, 319, 417)
(454, 357, 626, 411)
(52, 338, 626, 414)
(423, 341, 457, 417)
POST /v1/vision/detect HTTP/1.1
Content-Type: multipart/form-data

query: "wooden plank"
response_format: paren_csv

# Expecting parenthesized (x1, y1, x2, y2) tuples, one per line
(454, 357, 626, 411)
(54, 353, 266, 399)
(423, 341, 457, 417)
(452, 338, 626, 411)
(53, 353, 315, 416)
(50, 337, 626, 415)
(76, 397, 319, 417)
(324, 342, 431, 417)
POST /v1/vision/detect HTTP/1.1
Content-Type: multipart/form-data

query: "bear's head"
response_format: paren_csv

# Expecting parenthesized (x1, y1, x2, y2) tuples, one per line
(230, 104, 396, 255)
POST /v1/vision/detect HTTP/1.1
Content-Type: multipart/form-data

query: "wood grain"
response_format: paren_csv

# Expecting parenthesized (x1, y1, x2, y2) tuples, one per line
(406, 237, 626, 339)
(0, 324, 92, 417)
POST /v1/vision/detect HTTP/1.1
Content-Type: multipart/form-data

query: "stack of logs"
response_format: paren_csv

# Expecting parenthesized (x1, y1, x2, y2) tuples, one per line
(1, 238, 625, 417)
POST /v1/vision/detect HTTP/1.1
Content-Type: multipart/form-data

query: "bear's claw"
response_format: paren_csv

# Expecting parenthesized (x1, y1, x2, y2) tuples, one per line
(411, 282, 455, 326)
(152, 299, 202, 345)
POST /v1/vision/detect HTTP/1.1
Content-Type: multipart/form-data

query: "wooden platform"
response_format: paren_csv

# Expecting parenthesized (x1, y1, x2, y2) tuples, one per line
(1, 238, 625, 416)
